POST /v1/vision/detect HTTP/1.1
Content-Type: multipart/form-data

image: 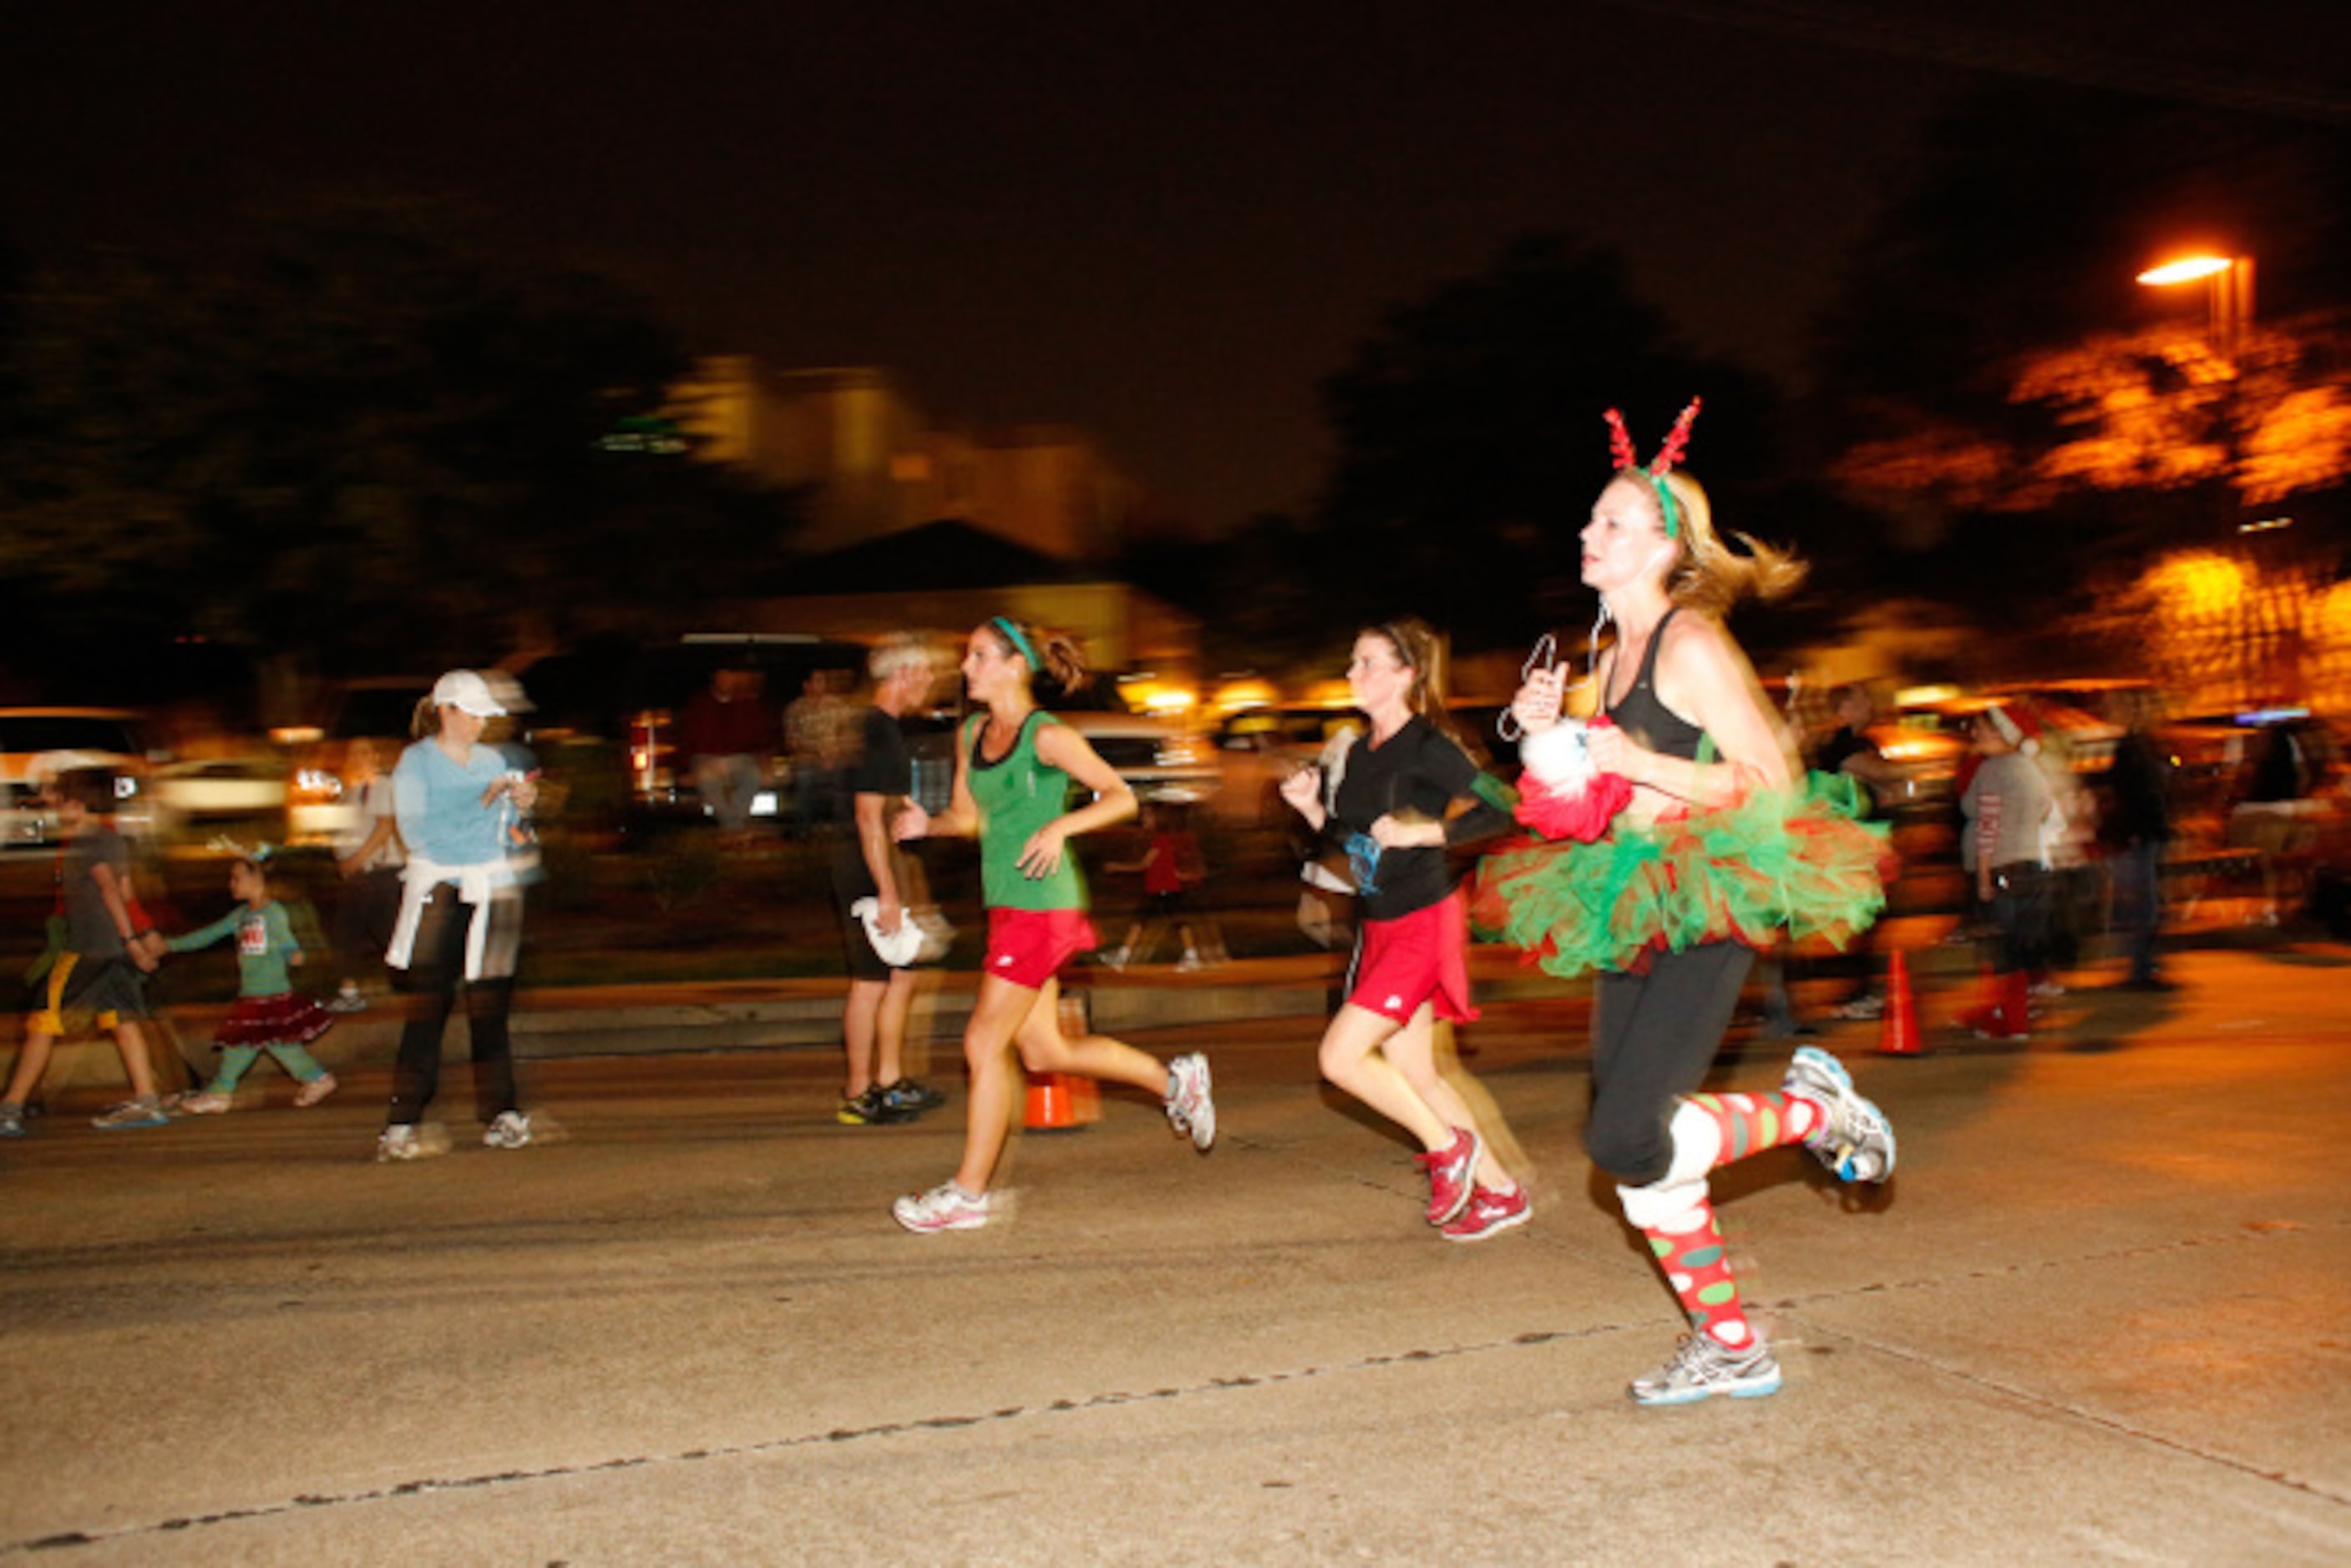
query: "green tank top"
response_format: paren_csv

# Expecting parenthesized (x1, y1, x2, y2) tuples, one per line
(966, 711, 1087, 912)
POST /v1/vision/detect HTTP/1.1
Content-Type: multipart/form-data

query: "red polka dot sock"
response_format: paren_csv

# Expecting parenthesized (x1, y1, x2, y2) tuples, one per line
(1683, 1090, 1821, 1171)
(1643, 1199, 1752, 1348)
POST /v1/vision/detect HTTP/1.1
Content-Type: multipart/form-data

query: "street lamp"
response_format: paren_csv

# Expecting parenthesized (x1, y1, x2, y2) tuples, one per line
(2136, 253, 2255, 363)
(2136, 253, 2267, 707)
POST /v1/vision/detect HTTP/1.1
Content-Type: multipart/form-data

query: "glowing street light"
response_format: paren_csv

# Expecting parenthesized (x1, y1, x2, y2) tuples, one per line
(2136, 252, 2254, 362)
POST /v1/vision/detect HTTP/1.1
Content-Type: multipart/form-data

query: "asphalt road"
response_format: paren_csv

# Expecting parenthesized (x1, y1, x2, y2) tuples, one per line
(3, 942, 2348, 1565)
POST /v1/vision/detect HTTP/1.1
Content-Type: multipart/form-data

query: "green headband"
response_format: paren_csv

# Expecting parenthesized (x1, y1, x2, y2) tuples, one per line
(1642, 468, 1682, 539)
(991, 616, 1041, 672)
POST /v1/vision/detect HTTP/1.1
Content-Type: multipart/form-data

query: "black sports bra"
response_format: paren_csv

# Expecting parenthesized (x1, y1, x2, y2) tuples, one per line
(1604, 607, 1707, 761)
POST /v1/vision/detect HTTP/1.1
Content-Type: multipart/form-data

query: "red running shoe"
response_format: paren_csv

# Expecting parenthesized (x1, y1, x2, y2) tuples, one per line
(1442, 1183, 1531, 1242)
(1415, 1126, 1481, 1225)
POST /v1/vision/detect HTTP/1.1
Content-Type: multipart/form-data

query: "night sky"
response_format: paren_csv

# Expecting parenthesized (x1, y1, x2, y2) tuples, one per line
(8, 1, 2346, 532)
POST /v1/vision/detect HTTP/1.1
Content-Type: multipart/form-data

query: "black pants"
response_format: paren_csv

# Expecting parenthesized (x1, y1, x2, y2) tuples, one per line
(386, 886, 523, 1127)
(332, 865, 402, 978)
(1588, 943, 1756, 1186)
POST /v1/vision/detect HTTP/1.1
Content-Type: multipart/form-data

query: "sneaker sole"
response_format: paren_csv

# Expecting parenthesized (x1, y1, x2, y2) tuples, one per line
(893, 1206, 988, 1234)
(1442, 1201, 1533, 1243)
(1632, 1368, 1784, 1406)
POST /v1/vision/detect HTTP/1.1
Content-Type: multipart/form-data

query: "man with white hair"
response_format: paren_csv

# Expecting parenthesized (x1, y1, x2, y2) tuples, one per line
(831, 637, 949, 1125)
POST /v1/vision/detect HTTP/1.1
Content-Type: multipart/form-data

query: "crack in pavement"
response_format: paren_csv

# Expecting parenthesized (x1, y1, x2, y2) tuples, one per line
(1782, 1312, 2351, 1510)
(8, 1222, 2340, 1553)
(3, 1313, 1664, 1555)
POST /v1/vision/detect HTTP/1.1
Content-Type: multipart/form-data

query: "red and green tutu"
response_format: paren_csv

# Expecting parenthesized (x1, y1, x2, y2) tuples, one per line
(1469, 771, 1892, 979)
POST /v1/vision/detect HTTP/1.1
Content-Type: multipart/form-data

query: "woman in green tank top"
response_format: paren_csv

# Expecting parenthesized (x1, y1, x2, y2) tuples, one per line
(888, 616, 1217, 1234)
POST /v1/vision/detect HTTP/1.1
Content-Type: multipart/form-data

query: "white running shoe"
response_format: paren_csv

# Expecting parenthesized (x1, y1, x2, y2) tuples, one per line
(377, 1124, 423, 1162)
(1630, 1333, 1783, 1406)
(893, 1181, 992, 1233)
(92, 1096, 170, 1130)
(1784, 1045, 1897, 1183)
(1163, 1053, 1215, 1151)
(483, 1110, 533, 1150)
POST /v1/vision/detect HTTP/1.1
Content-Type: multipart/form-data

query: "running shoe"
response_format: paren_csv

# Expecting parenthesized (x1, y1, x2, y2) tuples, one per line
(92, 1096, 170, 1130)
(483, 1110, 533, 1150)
(1783, 1044, 1898, 1183)
(838, 1088, 912, 1125)
(1415, 1126, 1481, 1225)
(1441, 1183, 1532, 1242)
(893, 1181, 991, 1234)
(1830, 994, 1885, 1021)
(376, 1124, 433, 1162)
(1163, 1053, 1215, 1151)
(1630, 1333, 1783, 1406)
(293, 1073, 339, 1108)
(879, 1078, 947, 1115)
(0, 1102, 24, 1138)
(179, 1091, 233, 1115)
(327, 984, 369, 1014)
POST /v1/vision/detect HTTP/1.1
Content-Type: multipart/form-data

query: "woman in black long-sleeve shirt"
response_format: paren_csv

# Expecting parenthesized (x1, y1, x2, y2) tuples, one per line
(1279, 618, 1526, 1241)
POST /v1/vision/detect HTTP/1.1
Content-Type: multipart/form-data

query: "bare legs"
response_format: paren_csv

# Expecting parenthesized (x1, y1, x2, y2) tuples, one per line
(843, 970, 921, 1097)
(953, 974, 1168, 1195)
(3, 1021, 160, 1108)
(1318, 1002, 1515, 1191)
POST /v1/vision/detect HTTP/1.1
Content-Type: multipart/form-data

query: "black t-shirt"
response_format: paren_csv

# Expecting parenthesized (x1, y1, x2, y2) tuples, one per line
(1325, 715, 1507, 923)
(832, 707, 914, 891)
(1815, 725, 1874, 776)
(849, 706, 912, 799)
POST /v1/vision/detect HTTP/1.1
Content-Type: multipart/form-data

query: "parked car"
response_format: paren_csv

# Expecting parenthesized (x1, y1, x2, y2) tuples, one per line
(279, 677, 433, 847)
(1214, 705, 1363, 822)
(0, 708, 156, 847)
(149, 756, 289, 844)
(1057, 706, 1223, 807)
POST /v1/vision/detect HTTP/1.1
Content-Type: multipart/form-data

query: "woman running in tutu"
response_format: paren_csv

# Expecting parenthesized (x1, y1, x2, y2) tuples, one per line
(1474, 399, 1896, 1404)
(169, 846, 337, 1113)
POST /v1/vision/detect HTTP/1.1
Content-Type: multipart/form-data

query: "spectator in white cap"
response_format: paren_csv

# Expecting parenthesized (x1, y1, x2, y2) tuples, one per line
(374, 669, 538, 1161)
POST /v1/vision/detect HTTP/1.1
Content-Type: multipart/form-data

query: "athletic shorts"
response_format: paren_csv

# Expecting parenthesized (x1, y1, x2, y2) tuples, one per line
(1348, 890, 1477, 1025)
(982, 907, 1098, 990)
(23, 950, 153, 1037)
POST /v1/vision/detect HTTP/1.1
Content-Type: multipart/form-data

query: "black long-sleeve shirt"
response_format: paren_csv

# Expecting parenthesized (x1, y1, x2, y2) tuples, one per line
(1325, 715, 1512, 923)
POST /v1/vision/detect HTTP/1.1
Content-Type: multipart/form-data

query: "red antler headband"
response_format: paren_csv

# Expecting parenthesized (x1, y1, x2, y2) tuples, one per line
(1603, 397, 1702, 538)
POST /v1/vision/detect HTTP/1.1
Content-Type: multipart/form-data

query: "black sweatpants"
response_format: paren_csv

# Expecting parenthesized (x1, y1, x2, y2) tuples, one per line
(386, 886, 524, 1127)
(1587, 942, 1756, 1186)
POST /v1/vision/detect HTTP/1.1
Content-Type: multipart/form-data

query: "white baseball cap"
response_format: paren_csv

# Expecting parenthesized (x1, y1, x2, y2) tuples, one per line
(431, 670, 507, 718)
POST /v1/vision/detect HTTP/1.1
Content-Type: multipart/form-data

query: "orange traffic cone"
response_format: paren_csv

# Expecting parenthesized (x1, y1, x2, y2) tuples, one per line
(1023, 1070, 1101, 1130)
(1025, 989, 1104, 1130)
(1878, 948, 1923, 1056)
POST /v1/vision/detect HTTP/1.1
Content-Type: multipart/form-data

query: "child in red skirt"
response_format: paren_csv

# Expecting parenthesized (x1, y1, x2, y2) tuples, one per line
(166, 847, 337, 1112)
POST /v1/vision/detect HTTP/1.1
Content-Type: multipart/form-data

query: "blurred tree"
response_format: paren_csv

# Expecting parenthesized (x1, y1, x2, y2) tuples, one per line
(0, 199, 802, 704)
(1809, 82, 2349, 582)
(1835, 317, 2351, 540)
(1813, 83, 2349, 437)
(1310, 231, 1785, 655)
